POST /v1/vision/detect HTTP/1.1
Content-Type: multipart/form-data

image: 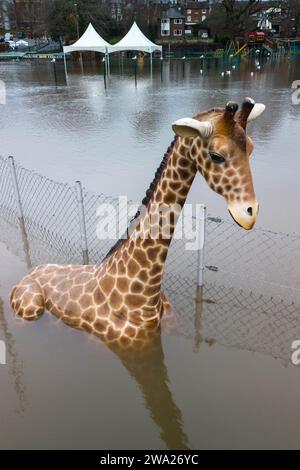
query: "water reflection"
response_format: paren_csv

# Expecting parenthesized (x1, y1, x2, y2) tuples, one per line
(111, 334, 190, 450)
(0, 298, 27, 414)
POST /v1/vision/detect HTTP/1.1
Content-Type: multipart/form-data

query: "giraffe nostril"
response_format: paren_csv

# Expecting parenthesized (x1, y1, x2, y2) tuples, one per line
(247, 207, 253, 216)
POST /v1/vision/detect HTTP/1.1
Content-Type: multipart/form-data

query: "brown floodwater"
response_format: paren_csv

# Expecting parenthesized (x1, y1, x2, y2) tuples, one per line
(1, 57, 300, 449)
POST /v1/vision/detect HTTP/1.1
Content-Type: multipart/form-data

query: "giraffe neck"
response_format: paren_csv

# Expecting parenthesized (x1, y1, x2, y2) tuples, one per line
(102, 137, 197, 312)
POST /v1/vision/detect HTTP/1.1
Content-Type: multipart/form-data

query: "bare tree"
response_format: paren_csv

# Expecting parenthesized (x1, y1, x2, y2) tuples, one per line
(206, 0, 262, 40)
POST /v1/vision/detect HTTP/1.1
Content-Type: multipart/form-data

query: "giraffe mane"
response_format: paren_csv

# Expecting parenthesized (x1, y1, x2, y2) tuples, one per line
(102, 137, 178, 262)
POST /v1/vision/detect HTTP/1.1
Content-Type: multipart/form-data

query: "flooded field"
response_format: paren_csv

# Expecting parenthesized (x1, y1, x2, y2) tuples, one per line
(1, 58, 300, 449)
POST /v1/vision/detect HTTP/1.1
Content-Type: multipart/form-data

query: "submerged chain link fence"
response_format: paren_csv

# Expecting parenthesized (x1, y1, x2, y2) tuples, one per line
(1, 155, 300, 365)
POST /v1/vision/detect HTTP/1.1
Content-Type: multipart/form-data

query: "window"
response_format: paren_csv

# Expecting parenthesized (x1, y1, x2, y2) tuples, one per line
(187, 9, 191, 14)
(202, 9, 207, 14)
(174, 29, 183, 36)
(161, 30, 170, 36)
(161, 19, 168, 23)
(187, 15, 192, 22)
(174, 19, 183, 24)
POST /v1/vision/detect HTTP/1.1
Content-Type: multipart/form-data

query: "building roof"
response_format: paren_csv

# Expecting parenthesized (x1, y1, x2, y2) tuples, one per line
(161, 7, 185, 20)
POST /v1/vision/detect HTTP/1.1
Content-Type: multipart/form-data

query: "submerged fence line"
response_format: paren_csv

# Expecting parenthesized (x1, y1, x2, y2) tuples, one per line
(1, 155, 300, 303)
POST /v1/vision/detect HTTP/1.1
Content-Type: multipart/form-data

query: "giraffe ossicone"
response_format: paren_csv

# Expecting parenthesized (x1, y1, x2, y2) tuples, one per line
(10, 98, 265, 350)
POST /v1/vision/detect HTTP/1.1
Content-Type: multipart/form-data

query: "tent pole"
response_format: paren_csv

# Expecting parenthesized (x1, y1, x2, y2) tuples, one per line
(105, 52, 109, 81)
(150, 51, 153, 78)
(63, 53, 69, 85)
(106, 48, 111, 81)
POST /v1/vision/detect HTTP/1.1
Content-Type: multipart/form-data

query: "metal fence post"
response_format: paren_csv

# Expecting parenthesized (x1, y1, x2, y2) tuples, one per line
(8, 156, 32, 269)
(197, 204, 207, 289)
(8, 156, 24, 223)
(75, 181, 89, 265)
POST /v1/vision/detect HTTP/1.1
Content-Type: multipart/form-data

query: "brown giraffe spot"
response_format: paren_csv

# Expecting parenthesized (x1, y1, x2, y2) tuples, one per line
(178, 168, 192, 180)
(179, 157, 190, 168)
(226, 169, 235, 177)
(166, 169, 172, 179)
(118, 260, 126, 275)
(120, 336, 130, 348)
(147, 246, 160, 261)
(126, 294, 146, 309)
(144, 285, 159, 296)
(65, 301, 81, 317)
(161, 180, 168, 192)
(82, 307, 96, 323)
(213, 175, 221, 184)
(149, 274, 162, 285)
(164, 191, 176, 205)
(142, 239, 155, 249)
(107, 326, 120, 341)
(170, 181, 181, 191)
(134, 249, 150, 268)
(216, 186, 224, 195)
(117, 277, 129, 291)
(69, 286, 83, 301)
(79, 294, 93, 309)
(136, 329, 147, 340)
(97, 302, 110, 317)
(205, 160, 212, 171)
(62, 316, 81, 328)
(93, 288, 105, 305)
(99, 276, 114, 295)
(139, 270, 148, 283)
(85, 279, 97, 292)
(125, 325, 136, 338)
(131, 281, 144, 294)
(59, 293, 68, 307)
(113, 314, 126, 328)
(225, 184, 232, 192)
(127, 259, 140, 277)
(110, 289, 123, 309)
(150, 264, 162, 277)
(130, 311, 143, 324)
(81, 321, 93, 333)
(94, 319, 108, 333)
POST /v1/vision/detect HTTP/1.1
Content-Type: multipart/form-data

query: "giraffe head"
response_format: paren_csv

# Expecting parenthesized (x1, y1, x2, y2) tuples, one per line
(172, 98, 265, 230)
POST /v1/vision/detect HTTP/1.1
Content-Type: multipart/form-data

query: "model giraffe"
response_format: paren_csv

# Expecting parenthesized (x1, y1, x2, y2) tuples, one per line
(10, 98, 265, 349)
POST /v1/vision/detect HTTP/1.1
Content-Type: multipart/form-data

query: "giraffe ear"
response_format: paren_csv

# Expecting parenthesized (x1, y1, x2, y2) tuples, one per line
(247, 103, 266, 122)
(172, 118, 213, 139)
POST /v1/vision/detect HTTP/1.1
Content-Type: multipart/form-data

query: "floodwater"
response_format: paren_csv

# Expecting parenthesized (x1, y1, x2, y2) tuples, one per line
(1, 58, 300, 449)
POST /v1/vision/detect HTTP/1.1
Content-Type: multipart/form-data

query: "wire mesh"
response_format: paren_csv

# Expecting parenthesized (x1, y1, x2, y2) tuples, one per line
(1, 155, 300, 365)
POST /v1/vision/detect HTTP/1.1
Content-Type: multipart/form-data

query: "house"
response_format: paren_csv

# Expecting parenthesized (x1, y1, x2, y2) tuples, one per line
(13, 0, 46, 33)
(184, 1, 210, 37)
(158, 3, 210, 40)
(158, 7, 185, 39)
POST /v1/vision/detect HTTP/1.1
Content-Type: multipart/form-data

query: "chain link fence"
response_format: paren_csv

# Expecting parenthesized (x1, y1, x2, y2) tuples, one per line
(1, 155, 300, 365)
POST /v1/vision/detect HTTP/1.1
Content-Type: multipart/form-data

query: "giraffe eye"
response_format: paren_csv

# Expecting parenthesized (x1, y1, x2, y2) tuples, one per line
(209, 152, 225, 164)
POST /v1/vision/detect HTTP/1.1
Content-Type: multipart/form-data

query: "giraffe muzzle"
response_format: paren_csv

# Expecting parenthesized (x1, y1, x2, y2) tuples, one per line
(227, 201, 259, 231)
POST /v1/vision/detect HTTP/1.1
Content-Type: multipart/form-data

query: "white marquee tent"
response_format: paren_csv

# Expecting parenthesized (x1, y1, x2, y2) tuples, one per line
(62, 22, 162, 81)
(112, 22, 162, 56)
(63, 23, 111, 54)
